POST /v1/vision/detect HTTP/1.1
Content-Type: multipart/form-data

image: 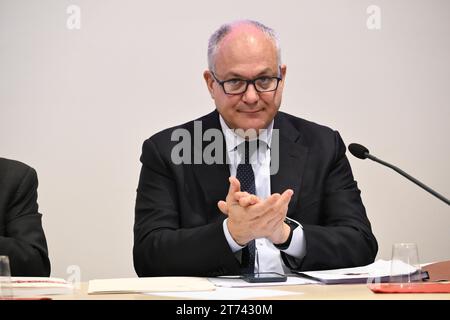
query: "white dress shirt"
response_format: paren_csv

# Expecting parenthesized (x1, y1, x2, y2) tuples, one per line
(219, 115, 306, 274)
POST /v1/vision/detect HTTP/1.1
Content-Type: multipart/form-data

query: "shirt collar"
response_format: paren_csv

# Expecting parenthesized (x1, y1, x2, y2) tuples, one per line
(219, 114, 274, 152)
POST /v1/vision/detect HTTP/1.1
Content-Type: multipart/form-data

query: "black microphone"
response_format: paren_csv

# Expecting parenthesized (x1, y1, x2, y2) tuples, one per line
(348, 143, 450, 206)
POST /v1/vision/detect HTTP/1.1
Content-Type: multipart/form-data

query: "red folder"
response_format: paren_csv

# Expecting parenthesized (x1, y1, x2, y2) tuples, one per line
(369, 282, 450, 294)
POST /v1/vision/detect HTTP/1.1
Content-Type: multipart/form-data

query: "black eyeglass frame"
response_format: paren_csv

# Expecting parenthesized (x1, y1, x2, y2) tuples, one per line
(210, 67, 283, 95)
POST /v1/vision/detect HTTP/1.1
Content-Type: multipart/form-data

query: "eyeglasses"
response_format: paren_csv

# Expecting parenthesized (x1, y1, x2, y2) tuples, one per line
(211, 70, 282, 95)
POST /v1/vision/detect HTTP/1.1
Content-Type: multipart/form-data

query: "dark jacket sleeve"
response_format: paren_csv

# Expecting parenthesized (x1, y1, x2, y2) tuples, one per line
(0, 165, 51, 276)
(282, 131, 378, 271)
(133, 137, 241, 277)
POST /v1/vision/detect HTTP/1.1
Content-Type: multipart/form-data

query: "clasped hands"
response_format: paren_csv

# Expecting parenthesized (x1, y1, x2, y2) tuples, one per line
(217, 176, 294, 247)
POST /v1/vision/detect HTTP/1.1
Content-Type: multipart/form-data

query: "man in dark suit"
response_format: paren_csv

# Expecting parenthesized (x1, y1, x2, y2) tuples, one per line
(0, 158, 50, 276)
(133, 20, 377, 277)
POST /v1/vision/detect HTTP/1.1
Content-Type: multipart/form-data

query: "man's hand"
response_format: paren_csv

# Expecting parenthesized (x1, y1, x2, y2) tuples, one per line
(218, 190, 259, 214)
(217, 176, 255, 245)
(266, 193, 292, 245)
(217, 176, 294, 246)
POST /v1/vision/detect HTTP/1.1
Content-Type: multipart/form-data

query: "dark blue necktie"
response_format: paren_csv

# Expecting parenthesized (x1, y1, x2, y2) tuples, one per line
(236, 141, 256, 274)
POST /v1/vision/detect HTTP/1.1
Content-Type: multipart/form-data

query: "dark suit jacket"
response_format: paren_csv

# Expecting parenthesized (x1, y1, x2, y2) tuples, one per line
(134, 110, 377, 277)
(0, 158, 50, 276)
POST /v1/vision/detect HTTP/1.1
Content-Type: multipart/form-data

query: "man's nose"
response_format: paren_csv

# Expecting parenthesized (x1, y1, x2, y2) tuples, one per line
(242, 83, 259, 104)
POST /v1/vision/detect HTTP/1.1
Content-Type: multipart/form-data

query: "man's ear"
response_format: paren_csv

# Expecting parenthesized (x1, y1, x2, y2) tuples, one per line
(203, 70, 215, 99)
(280, 64, 287, 86)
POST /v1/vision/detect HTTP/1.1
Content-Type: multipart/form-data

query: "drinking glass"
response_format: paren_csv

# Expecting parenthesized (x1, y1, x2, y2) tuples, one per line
(389, 243, 422, 285)
(0, 255, 13, 298)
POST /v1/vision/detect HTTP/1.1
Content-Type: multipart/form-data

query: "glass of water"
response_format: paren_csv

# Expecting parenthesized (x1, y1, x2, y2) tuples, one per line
(0, 256, 13, 298)
(389, 243, 423, 285)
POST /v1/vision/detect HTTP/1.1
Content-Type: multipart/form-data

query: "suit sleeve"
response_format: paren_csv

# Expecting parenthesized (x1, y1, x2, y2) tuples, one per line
(133, 138, 241, 277)
(0, 167, 50, 276)
(282, 131, 378, 271)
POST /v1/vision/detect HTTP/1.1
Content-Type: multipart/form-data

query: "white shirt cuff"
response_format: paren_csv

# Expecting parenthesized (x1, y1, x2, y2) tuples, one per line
(222, 218, 245, 253)
(282, 222, 306, 259)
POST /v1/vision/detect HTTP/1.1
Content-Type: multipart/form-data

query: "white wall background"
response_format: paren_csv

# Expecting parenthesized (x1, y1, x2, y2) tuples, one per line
(0, 0, 448, 281)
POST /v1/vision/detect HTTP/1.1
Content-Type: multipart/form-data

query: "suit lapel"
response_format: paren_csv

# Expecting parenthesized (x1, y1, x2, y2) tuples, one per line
(191, 110, 230, 220)
(270, 112, 309, 216)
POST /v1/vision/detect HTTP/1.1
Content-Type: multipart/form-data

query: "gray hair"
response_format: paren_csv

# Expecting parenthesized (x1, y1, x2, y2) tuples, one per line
(207, 20, 282, 72)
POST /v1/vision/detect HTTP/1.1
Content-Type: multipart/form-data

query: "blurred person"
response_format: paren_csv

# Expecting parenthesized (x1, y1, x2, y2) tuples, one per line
(0, 158, 50, 276)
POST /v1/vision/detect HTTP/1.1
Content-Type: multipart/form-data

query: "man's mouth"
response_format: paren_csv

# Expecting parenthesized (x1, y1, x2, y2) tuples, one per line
(238, 108, 263, 114)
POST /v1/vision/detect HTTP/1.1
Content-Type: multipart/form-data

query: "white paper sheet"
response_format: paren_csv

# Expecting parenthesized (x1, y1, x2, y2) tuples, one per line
(297, 259, 419, 284)
(208, 275, 319, 288)
(145, 286, 301, 300)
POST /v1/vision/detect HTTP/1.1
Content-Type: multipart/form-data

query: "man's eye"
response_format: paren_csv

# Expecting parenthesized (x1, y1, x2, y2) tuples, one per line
(258, 77, 271, 84)
(227, 79, 243, 85)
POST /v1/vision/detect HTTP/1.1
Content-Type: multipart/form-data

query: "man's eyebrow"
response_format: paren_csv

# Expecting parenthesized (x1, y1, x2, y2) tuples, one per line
(224, 68, 276, 79)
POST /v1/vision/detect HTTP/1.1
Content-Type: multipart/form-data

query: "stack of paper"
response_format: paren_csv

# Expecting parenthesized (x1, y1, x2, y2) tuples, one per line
(3, 277, 74, 297)
(208, 276, 319, 288)
(88, 277, 215, 294)
(295, 259, 423, 284)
